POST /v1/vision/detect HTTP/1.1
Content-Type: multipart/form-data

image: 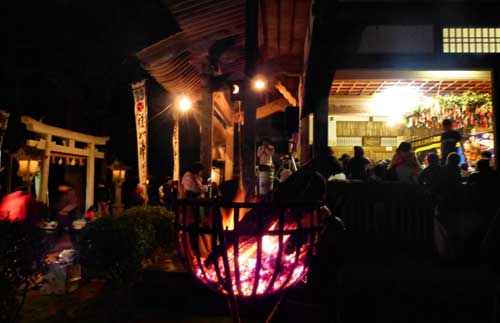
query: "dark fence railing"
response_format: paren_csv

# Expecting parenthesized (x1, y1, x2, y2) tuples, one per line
(327, 182, 435, 243)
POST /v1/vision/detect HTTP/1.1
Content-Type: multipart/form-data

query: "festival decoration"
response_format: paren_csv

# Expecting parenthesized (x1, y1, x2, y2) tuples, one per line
(405, 91, 493, 130)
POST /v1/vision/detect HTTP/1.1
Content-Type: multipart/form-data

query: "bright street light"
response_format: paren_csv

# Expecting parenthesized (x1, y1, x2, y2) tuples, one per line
(178, 96, 192, 112)
(252, 76, 267, 91)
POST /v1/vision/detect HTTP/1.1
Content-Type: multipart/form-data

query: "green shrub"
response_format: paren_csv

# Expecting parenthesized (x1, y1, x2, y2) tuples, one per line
(78, 215, 155, 286)
(122, 206, 176, 253)
(0, 221, 48, 323)
(78, 206, 176, 286)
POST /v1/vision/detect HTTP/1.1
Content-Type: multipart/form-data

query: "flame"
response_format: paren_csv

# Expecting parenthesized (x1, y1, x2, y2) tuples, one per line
(194, 220, 310, 296)
(220, 186, 254, 230)
(188, 189, 316, 297)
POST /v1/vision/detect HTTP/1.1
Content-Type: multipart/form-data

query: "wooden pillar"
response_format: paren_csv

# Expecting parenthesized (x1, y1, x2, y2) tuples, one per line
(199, 76, 213, 180)
(225, 126, 234, 180)
(233, 101, 242, 183)
(86, 143, 95, 210)
(493, 66, 500, 171)
(299, 115, 312, 164)
(112, 181, 124, 215)
(313, 95, 329, 156)
(300, 9, 335, 158)
(241, 0, 259, 191)
(39, 134, 51, 204)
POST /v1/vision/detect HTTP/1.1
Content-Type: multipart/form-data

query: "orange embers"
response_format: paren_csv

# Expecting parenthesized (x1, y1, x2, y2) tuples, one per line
(187, 187, 318, 297)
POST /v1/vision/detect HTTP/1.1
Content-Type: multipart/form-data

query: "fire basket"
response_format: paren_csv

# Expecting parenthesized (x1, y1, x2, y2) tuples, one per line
(175, 199, 324, 322)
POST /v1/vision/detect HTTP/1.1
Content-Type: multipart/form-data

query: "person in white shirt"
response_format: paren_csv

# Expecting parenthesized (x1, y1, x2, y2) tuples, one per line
(257, 138, 275, 171)
(180, 162, 208, 199)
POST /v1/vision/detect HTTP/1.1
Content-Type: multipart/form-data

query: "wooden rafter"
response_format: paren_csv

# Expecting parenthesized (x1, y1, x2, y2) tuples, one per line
(275, 81, 297, 106)
(331, 78, 492, 96)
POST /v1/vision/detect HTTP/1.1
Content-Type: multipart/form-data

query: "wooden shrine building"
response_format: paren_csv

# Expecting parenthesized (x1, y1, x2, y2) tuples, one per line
(137, 0, 500, 181)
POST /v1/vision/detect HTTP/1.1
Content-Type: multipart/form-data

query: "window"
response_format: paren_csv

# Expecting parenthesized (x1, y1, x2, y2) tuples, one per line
(336, 137, 363, 146)
(443, 27, 500, 53)
(381, 137, 398, 147)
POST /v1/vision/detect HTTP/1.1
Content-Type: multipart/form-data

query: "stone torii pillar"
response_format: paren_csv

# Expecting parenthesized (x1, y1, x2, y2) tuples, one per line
(21, 116, 109, 209)
(40, 134, 52, 204)
(86, 143, 96, 210)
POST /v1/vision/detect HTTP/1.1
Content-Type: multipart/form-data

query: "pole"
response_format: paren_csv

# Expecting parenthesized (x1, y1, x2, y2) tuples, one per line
(85, 143, 95, 211)
(492, 66, 500, 171)
(112, 181, 124, 215)
(233, 101, 242, 185)
(241, 0, 259, 192)
(200, 76, 214, 180)
(40, 134, 51, 204)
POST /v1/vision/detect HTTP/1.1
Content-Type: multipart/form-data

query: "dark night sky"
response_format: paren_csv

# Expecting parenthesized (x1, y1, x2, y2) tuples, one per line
(0, 1, 184, 186)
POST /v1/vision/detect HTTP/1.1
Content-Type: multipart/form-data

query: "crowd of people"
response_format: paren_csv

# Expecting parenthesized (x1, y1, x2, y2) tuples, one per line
(254, 119, 498, 191)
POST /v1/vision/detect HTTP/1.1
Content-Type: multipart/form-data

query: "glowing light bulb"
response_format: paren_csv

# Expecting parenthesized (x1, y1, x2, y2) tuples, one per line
(178, 96, 192, 112)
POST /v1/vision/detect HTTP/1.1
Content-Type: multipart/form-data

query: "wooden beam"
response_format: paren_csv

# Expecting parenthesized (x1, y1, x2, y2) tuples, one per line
(213, 91, 234, 126)
(259, 54, 303, 76)
(21, 116, 109, 145)
(256, 98, 289, 119)
(136, 33, 187, 67)
(26, 139, 105, 159)
(333, 70, 491, 81)
(275, 81, 297, 106)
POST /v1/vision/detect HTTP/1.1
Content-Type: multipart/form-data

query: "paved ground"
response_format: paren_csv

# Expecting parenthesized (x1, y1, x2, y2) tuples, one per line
(21, 262, 496, 323)
(20, 233, 498, 323)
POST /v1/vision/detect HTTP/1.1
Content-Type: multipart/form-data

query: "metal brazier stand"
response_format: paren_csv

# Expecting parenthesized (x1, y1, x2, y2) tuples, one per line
(175, 199, 323, 322)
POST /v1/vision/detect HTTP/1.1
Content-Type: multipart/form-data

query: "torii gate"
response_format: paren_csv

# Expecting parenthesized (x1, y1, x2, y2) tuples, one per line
(21, 116, 109, 210)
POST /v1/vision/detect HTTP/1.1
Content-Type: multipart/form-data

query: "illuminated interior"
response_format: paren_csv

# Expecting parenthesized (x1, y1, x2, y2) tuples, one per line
(324, 69, 495, 165)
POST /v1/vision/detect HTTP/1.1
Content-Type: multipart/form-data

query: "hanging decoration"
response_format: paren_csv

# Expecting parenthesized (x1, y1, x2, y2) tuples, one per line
(50, 154, 85, 166)
(405, 91, 493, 130)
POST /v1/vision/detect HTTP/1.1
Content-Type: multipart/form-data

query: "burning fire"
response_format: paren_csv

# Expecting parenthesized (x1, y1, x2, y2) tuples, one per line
(184, 187, 318, 297)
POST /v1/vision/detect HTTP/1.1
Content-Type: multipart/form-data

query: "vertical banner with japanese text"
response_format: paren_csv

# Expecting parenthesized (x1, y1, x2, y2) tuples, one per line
(131, 80, 148, 203)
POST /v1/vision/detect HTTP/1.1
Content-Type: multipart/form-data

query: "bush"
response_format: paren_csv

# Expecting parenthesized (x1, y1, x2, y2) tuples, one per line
(78, 206, 176, 286)
(78, 215, 155, 286)
(122, 206, 176, 253)
(0, 221, 48, 323)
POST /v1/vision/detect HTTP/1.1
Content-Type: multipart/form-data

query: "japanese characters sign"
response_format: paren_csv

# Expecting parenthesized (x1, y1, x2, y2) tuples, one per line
(131, 80, 148, 200)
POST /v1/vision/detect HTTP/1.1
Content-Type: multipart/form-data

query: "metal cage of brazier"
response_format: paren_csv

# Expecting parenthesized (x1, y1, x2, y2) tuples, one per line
(175, 199, 323, 322)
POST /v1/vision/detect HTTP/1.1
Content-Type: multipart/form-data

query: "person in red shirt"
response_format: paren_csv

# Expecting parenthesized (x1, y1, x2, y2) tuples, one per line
(0, 186, 34, 222)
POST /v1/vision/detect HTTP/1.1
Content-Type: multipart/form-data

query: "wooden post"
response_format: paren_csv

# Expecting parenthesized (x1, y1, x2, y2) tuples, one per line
(300, 12, 335, 158)
(299, 115, 311, 164)
(492, 66, 500, 171)
(313, 95, 330, 156)
(225, 126, 234, 180)
(112, 181, 124, 215)
(39, 134, 51, 204)
(86, 143, 95, 210)
(200, 75, 214, 180)
(233, 101, 242, 183)
(241, 0, 259, 191)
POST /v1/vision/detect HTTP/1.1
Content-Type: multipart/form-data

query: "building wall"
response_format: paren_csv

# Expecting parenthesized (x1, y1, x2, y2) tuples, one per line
(332, 119, 436, 161)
